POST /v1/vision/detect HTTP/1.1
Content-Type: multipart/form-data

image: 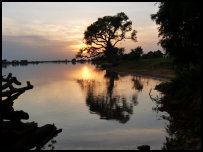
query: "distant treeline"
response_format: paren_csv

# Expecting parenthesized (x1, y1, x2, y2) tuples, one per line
(2, 59, 71, 65)
(91, 47, 167, 62)
(2, 48, 166, 67)
(1, 59, 92, 68)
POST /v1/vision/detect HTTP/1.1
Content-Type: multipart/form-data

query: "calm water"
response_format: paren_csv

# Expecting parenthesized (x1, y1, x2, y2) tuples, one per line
(2, 63, 168, 150)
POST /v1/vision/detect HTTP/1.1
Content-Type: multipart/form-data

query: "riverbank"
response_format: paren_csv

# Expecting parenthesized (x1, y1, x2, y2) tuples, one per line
(97, 58, 175, 80)
(155, 67, 201, 150)
(96, 58, 201, 150)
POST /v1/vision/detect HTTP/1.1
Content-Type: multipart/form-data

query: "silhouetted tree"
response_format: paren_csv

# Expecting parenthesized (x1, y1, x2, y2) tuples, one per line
(151, 2, 201, 70)
(76, 12, 137, 62)
(153, 50, 163, 58)
(151, 2, 201, 150)
(129, 46, 143, 60)
(141, 50, 164, 59)
(146, 51, 154, 58)
(71, 58, 76, 65)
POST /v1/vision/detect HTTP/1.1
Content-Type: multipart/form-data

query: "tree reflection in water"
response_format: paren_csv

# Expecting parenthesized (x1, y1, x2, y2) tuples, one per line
(76, 69, 142, 124)
(132, 76, 143, 92)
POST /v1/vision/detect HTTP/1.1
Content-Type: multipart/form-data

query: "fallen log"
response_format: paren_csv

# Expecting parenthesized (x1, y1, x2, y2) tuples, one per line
(1, 122, 62, 150)
(3, 110, 29, 121)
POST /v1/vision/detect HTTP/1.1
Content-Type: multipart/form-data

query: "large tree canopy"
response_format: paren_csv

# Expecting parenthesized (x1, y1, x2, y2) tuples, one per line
(76, 12, 137, 60)
(151, 2, 201, 69)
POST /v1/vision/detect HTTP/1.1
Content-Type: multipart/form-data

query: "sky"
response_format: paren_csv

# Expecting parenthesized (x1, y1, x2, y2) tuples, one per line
(2, 2, 162, 61)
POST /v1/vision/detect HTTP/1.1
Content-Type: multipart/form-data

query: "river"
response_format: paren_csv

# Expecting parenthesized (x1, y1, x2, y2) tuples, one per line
(2, 63, 168, 150)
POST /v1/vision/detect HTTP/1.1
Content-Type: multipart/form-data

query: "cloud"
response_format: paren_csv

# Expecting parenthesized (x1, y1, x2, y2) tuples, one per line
(2, 17, 22, 36)
(2, 16, 87, 41)
(2, 35, 80, 60)
(2, 2, 162, 60)
(2, 16, 90, 60)
(116, 25, 162, 53)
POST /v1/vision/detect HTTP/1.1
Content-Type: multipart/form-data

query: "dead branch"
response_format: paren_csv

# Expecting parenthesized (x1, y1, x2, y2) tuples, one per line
(149, 88, 161, 103)
(1, 73, 62, 150)
(2, 81, 33, 97)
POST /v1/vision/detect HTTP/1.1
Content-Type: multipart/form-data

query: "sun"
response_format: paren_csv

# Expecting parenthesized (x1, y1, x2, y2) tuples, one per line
(77, 44, 87, 49)
(82, 50, 87, 54)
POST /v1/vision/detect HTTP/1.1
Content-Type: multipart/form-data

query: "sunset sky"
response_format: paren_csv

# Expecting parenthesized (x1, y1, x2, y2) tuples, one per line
(2, 2, 162, 61)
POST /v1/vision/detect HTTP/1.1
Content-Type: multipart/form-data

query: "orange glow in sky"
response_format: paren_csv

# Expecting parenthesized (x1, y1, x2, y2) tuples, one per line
(2, 2, 161, 60)
(82, 50, 87, 54)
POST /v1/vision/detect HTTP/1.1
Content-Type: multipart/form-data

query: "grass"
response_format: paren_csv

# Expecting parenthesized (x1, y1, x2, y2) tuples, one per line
(95, 57, 175, 79)
(107, 58, 175, 79)
(118, 58, 174, 73)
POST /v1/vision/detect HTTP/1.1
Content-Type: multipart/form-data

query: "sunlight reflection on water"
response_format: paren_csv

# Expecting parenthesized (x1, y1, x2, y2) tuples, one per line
(2, 63, 168, 150)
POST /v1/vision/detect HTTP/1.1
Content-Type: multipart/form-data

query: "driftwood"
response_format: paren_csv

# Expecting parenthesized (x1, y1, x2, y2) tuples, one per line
(2, 73, 33, 121)
(1, 73, 62, 150)
(2, 121, 62, 150)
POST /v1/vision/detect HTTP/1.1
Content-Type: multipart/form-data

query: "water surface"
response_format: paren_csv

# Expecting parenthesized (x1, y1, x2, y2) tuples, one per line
(2, 63, 168, 150)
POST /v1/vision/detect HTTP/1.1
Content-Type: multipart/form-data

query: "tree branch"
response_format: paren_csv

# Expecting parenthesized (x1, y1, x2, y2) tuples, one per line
(2, 81, 33, 97)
